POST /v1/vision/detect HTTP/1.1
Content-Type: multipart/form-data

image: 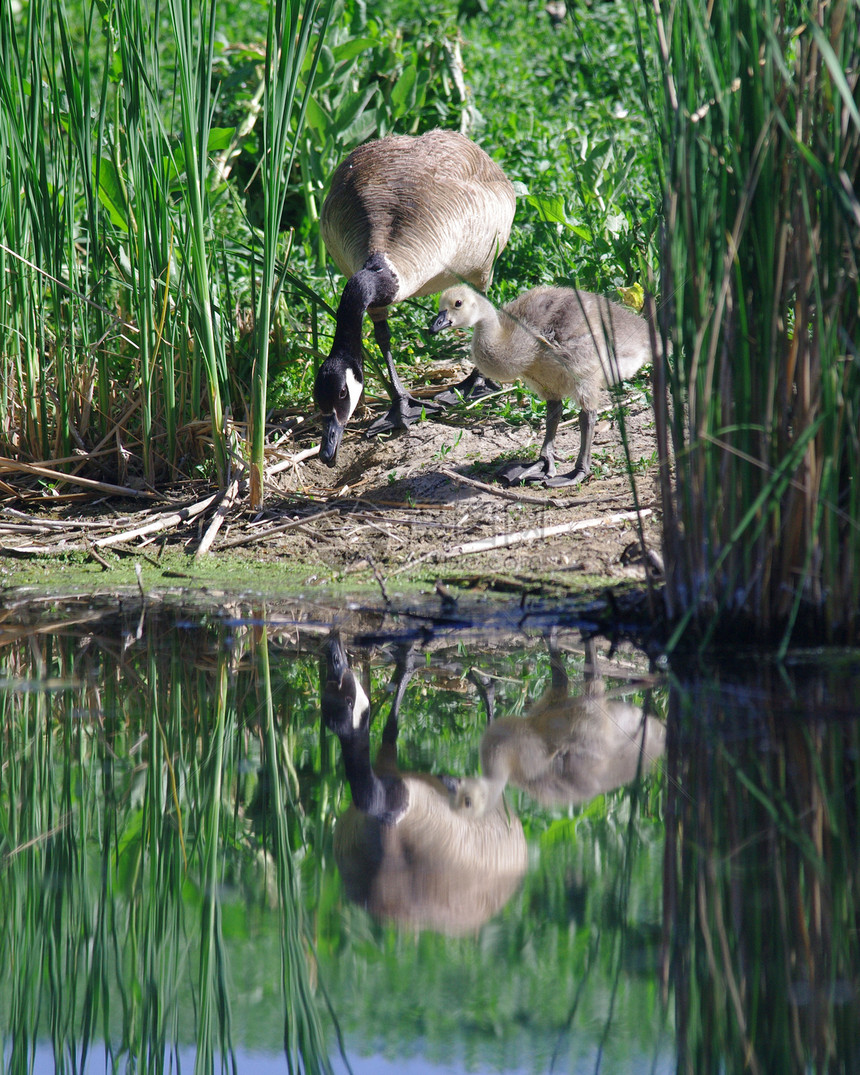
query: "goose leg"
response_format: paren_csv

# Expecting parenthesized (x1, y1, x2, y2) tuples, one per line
(466, 668, 496, 722)
(547, 627, 569, 691)
(381, 643, 418, 745)
(544, 406, 597, 488)
(366, 319, 444, 436)
(497, 399, 564, 486)
(433, 367, 503, 407)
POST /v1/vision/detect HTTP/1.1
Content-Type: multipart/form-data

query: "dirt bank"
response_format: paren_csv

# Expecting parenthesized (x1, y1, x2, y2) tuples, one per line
(0, 369, 662, 602)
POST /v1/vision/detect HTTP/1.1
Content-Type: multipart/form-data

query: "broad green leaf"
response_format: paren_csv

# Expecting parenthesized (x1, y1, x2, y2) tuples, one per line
(304, 94, 330, 135)
(339, 110, 378, 147)
(97, 158, 129, 231)
(526, 192, 569, 226)
(206, 127, 236, 152)
(332, 37, 376, 63)
(390, 64, 418, 116)
(332, 84, 379, 139)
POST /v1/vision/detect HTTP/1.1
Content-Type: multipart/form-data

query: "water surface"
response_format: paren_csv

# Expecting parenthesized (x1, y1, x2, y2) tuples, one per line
(0, 595, 856, 1073)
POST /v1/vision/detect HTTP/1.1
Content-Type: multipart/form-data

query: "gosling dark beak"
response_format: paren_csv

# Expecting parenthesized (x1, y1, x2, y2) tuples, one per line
(319, 413, 345, 466)
(428, 309, 451, 335)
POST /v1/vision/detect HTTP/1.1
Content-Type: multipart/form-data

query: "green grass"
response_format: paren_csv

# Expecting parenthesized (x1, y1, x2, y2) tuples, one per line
(0, 0, 658, 499)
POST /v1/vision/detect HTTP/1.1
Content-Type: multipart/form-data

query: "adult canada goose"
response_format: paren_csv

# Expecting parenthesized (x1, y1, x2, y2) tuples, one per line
(453, 635, 665, 817)
(429, 284, 655, 486)
(321, 634, 527, 934)
(313, 130, 516, 466)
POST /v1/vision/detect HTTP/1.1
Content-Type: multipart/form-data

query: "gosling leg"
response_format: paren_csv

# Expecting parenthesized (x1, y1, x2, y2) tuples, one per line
(366, 319, 444, 436)
(497, 399, 564, 486)
(544, 407, 596, 488)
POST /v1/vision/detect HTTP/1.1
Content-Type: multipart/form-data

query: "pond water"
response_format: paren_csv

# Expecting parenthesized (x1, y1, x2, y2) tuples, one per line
(0, 593, 857, 1074)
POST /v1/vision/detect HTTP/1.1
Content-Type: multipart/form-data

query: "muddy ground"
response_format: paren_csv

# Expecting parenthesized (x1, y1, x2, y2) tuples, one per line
(254, 363, 662, 590)
(0, 359, 663, 605)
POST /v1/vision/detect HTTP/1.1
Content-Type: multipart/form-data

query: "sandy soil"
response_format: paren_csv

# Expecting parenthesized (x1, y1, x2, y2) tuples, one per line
(252, 362, 663, 590)
(0, 357, 663, 603)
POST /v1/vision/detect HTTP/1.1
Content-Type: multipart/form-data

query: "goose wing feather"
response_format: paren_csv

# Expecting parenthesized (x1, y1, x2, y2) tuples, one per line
(321, 131, 515, 303)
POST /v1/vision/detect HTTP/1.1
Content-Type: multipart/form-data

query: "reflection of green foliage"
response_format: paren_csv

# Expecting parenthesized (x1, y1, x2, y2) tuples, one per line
(666, 665, 860, 1072)
(0, 609, 669, 1071)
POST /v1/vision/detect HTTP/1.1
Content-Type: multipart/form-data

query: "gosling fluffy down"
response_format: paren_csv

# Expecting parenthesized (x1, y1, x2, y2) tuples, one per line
(430, 285, 658, 486)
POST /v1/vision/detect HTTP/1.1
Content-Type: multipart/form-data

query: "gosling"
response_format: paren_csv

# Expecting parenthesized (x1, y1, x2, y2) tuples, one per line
(429, 285, 655, 486)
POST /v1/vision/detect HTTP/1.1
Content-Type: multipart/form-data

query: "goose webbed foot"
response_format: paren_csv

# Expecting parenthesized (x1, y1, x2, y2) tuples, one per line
(434, 368, 502, 407)
(366, 392, 445, 436)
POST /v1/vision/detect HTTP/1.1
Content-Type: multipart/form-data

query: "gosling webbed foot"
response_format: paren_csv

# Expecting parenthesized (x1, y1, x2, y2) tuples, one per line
(365, 393, 445, 436)
(497, 458, 555, 486)
(498, 457, 591, 488)
(434, 368, 502, 407)
(544, 466, 590, 488)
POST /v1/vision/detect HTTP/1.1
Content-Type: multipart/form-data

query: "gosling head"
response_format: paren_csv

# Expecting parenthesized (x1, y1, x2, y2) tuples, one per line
(313, 359, 364, 466)
(428, 286, 487, 335)
(449, 776, 496, 819)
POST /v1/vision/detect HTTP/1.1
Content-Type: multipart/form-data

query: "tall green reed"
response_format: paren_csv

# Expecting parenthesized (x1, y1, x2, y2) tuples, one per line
(644, 0, 860, 648)
(166, 0, 230, 487)
(1, 0, 340, 491)
(250, 0, 334, 509)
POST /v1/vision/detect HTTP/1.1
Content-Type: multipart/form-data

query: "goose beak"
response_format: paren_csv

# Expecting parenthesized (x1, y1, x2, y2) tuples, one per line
(428, 309, 451, 335)
(319, 413, 345, 466)
(324, 633, 349, 679)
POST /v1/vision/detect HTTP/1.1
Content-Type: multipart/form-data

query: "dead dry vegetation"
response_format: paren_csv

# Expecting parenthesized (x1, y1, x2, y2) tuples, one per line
(1, 365, 662, 595)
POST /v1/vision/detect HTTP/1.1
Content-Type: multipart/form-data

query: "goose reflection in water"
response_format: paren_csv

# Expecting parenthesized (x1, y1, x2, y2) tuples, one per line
(321, 633, 528, 935)
(453, 632, 666, 817)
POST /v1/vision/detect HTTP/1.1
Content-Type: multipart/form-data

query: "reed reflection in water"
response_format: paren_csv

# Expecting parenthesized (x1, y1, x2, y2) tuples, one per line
(1, 595, 855, 1073)
(664, 656, 860, 1074)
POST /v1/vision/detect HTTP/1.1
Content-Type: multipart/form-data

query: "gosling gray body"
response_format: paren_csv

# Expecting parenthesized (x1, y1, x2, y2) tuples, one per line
(430, 285, 655, 486)
(314, 131, 516, 466)
(454, 636, 666, 817)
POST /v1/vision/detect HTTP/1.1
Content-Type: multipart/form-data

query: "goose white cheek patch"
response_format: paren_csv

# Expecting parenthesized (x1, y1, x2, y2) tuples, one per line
(353, 679, 370, 729)
(345, 367, 363, 420)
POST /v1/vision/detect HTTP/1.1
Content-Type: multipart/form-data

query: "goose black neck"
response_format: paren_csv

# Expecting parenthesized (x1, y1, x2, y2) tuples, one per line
(330, 258, 398, 362)
(338, 734, 407, 823)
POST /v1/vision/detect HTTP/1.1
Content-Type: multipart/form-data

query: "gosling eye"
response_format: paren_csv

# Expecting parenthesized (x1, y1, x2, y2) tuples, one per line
(454, 299, 463, 309)
(463, 795, 472, 809)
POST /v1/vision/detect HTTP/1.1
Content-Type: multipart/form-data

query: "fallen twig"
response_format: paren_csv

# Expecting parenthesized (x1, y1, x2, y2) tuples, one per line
(266, 443, 320, 477)
(445, 508, 651, 558)
(0, 456, 158, 499)
(217, 508, 339, 549)
(440, 468, 565, 508)
(94, 494, 219, 548)
(196, 475, 241, 558)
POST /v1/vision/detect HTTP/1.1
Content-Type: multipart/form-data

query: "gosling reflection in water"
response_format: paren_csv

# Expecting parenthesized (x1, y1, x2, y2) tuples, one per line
(453, 634, 666, 817)
(321, 634, 528, 935)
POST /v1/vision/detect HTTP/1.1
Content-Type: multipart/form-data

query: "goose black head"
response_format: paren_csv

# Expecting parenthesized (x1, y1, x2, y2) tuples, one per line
(314, 254, 399, 466)
(314, 358, 363, 466)
(321, 633, 370, 737)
